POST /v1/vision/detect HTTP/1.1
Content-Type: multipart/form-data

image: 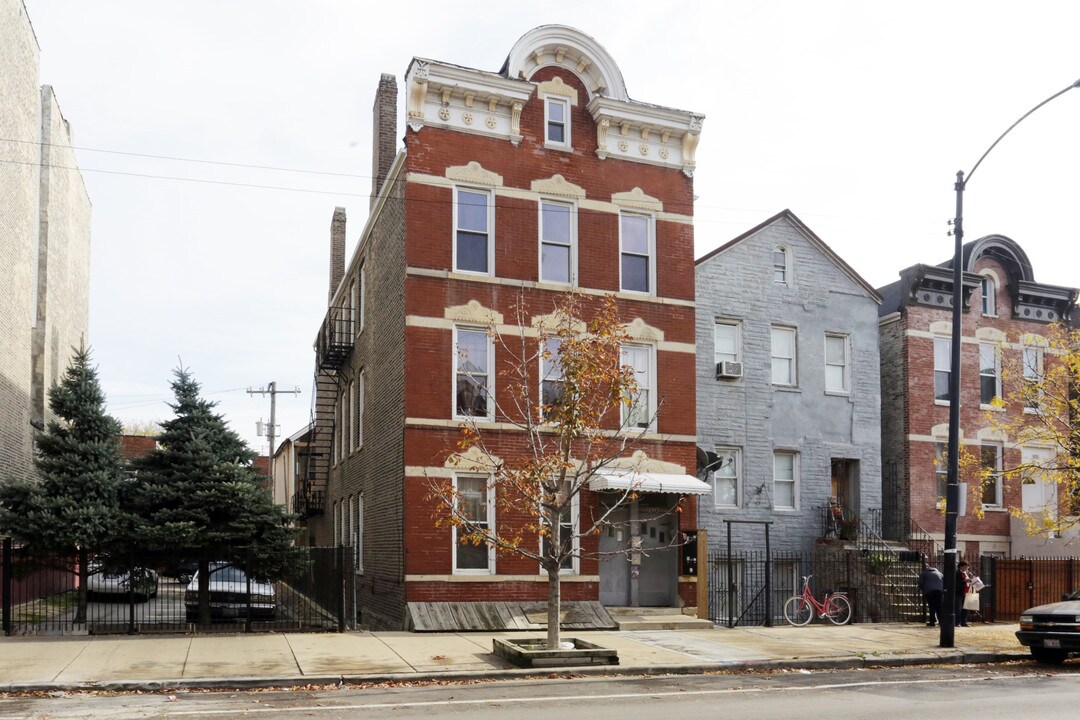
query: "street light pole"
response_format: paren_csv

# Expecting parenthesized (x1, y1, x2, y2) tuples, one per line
(941, 78, 1080, 649)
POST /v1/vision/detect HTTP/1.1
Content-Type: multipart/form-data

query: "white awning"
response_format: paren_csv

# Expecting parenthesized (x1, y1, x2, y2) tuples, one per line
(589, 470, 712, 495)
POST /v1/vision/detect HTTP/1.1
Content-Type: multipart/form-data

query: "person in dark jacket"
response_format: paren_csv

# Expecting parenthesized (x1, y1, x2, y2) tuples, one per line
(917, 558, 945, 627)
(955, 560, 972, 627)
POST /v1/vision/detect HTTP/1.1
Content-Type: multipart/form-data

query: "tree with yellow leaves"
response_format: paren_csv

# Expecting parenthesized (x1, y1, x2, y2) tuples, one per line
(428, 292, 677, 649)
(964, 322, 1080, 536)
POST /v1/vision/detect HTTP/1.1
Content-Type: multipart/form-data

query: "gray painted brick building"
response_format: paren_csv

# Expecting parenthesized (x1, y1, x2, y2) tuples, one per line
(695, 210, 882, 557)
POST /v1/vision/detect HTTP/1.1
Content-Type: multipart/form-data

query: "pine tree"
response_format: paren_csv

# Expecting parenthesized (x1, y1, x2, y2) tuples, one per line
(0, 347, 127, 624)
(131, 366, 297, 624)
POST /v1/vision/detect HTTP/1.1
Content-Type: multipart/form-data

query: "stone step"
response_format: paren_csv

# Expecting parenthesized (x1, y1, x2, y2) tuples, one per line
(614, 616, 716, 631)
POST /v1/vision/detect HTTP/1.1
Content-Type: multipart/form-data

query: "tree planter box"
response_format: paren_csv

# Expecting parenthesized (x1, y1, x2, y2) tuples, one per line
(493, 637, 619, 668)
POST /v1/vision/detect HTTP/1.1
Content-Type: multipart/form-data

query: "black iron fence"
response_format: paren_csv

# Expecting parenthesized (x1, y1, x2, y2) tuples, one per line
(1, 539, 356, 636)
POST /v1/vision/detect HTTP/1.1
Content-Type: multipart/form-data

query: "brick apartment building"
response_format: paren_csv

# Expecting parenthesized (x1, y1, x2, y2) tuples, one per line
(0, 0, 91, 481)
(877, 234, 1078, 556)
(300, 25, 706, 629)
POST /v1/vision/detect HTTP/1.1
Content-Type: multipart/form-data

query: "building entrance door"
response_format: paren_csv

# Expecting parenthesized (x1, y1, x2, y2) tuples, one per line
(598, 505, 630, 606)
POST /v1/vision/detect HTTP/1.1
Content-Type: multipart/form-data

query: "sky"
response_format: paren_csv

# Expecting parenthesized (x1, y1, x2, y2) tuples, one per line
(19, 0, 1080, 456)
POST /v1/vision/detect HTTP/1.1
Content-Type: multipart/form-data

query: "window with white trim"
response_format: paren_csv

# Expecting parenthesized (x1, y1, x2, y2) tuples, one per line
(540, 480, 578, 573)
(934, 337, 951, 403)
(540, 200, 575, 284)
(351, 494, 364, 573)
(348, 380, 356, 454)
(544, 96, 570, 147)
(773, 247, 788, 284)
(980, 443, 1003, 507)
(621, 343, 654, 430)
(355, 371, 364, 448)
(714, 322, 741, 365)
(935, 442, 949, 498)
(453, 475, 494, 573)
(713, 447, 740, 508)
(981, 275, 996, 316)
(349, 280, 358, 333)
(824, 333, 849, 393)
(1022, 344, 1044, 411)
(540, 337, 565, 414)
(770, 326, 797, 386)
(773, 451, 797, 510)
(333, 501, 341, 545)
(454, 187, 492, 274)
(455, 327, 492, 419)
(979, 343, 1001, 406)
(620, 213, 653, 294)
(358, 263, 366, 331)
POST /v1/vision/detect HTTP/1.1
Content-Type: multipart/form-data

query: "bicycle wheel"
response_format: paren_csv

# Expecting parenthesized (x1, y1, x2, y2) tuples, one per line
(824, 594, 852, 625)
(784, 596, 813, 626)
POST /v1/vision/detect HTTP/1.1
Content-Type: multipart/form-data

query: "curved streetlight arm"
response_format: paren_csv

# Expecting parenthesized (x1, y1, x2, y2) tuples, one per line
(962, 78, 1080, 188)
(941, 77, 1079, 650)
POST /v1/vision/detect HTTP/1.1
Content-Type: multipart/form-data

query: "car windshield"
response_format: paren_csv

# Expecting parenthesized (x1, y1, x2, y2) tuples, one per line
(209, 566, 247, 584)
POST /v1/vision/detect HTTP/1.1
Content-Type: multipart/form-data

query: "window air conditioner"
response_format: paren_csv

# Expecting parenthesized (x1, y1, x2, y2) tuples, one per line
(716, 361, 743, 379)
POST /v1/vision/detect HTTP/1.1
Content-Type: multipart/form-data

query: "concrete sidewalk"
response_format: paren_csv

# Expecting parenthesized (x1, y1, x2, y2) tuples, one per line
(0, 623, 1028, 692)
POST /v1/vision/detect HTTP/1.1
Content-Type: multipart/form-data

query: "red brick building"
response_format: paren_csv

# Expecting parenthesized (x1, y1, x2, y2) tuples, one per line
(878, 235, 1077, 557)
(301, 25, 706, 629)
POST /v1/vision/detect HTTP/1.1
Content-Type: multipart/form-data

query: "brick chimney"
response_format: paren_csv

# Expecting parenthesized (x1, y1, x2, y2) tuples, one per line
(371, 73, 398, 209)
(329, 207, 346, 305)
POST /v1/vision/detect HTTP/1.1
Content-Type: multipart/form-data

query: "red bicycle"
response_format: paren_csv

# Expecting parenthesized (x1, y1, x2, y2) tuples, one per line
(784, 575, 852, 626)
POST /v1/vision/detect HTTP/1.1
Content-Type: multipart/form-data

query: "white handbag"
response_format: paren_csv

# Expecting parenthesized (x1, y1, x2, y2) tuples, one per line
(963, 592, 981, 611)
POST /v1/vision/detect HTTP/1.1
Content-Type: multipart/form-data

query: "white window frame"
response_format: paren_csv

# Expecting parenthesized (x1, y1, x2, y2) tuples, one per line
(934, 337, 951, 404)
(540, 337, 565, 420)
(453, 186, 494, 276)
(773, 451, 798, 510)
(981, 275, 996, 316)
(621, 343, 655, 431)
(770, 326, 797, 387)
(539, 199, 576, 285)
(979, 343, 1001, 408)
(356, 370, 364, 449)
(452, 474, 495, 575)
(713, 447, 740, 509)
(1022, 344, 1044, 413)
(539, 480, 579, 575)
(352, 494, 364, 574)
(824, 333, 850, 394)
(333, 501, 341, 545)
(453, 326, 494, 420)
(358, 263, 366, 332)
(714, 321, 741, 365)
(619, 212, 655, 295)
(347, 380, 356, 454)
(544, 95, 571, 149)
(773, 246, 790, 284)
(980, 443, 1003, 508)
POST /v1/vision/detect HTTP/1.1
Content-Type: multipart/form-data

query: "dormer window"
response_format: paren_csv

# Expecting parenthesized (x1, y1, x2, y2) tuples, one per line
(545, 97, 570, 148)
(981, 275, 996, 316)
(773, 247, 788, 284)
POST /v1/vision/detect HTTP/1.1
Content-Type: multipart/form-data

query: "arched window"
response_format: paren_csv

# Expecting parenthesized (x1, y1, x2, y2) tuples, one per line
(980, 275, 996, 316)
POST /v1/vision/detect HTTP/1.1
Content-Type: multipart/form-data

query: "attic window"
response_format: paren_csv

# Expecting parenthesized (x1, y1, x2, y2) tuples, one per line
(773, 247, 789, 284)
(545, 96, 570, 148)
(980, 275, 996, 316)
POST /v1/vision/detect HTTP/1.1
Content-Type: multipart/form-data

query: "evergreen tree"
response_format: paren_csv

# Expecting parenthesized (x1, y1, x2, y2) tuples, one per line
(0, 347, 127, 624)
(131, 366, 297, 624)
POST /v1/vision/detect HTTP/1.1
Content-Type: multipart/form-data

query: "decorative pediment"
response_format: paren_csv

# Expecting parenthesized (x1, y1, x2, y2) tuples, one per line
(931, 423, 964, 440)
(531, 310, 586, 334)
(537, 76, 579, 105)
(445, 300, 503, 325)
(929, 321, 952, 335)
(624, 317, 664, 342)
(612, 187, 662, 212)
(446, 445, 502, 472)
(530, 174, 586, 199)
(445, 162, 503, 187)
(975, 327, 1007, 342)
(606, 450, 685, 475)
(976, 427, 1007, 442)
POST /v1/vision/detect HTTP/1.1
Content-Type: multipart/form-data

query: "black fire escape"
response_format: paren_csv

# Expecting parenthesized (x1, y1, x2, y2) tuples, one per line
(295, 305, 354, 519)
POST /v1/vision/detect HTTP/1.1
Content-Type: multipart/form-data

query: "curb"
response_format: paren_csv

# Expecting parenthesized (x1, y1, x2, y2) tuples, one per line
(0, 650, 1031, 694)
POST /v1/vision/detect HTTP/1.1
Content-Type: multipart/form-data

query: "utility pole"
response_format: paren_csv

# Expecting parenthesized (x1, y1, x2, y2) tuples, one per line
(247, 382, 301, 460)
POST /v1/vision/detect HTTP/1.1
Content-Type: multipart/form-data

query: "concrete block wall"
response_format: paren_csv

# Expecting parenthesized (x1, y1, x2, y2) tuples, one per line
(695, 216, 882, 556)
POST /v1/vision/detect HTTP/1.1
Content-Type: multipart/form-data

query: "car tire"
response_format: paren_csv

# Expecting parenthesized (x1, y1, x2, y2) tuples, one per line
(1031, 647, 1068, 665)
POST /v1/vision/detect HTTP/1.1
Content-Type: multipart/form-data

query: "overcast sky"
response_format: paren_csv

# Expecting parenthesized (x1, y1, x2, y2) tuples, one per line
(20, 0, 1080, 455)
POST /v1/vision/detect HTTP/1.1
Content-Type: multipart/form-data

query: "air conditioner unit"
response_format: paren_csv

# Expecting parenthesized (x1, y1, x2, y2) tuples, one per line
(716, 361, 743, 379)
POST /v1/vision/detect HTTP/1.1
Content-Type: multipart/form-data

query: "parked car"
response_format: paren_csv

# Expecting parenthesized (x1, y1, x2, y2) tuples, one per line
(184, 563, 276, 621)
(1016, 587, 1080, 664)
(87, 567, 159, 602)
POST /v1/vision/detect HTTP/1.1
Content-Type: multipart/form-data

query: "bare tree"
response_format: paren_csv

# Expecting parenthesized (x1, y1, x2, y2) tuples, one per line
(429, 292, 682, 649)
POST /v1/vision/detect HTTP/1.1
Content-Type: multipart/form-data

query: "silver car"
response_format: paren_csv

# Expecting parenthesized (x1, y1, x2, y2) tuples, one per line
(184, 564, 276, 620)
